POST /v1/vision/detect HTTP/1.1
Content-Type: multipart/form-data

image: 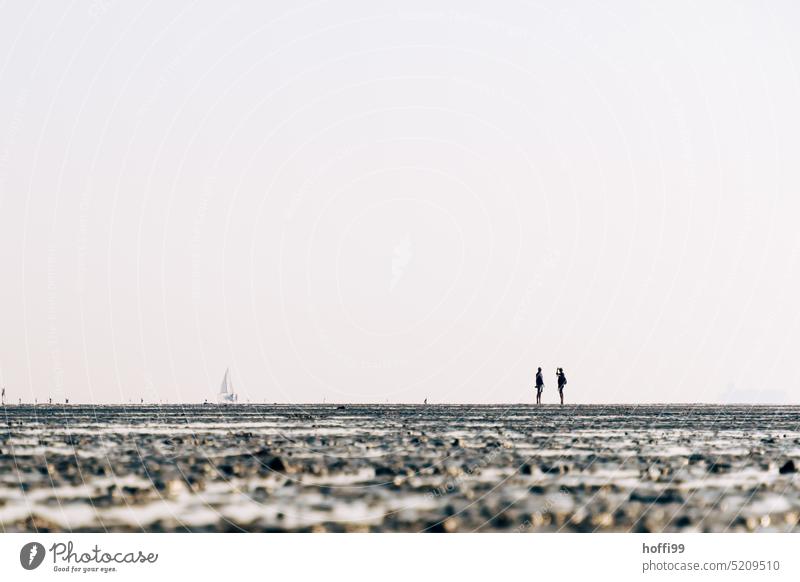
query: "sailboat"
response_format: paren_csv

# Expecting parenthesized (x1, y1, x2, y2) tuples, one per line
(218, 368, 238, 404)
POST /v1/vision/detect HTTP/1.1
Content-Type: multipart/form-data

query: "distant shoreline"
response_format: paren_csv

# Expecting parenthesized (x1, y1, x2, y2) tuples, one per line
(1, 402, 795, 407)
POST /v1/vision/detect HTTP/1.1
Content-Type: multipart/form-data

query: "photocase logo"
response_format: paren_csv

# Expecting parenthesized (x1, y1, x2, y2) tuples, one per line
(20, 542, 46, 570)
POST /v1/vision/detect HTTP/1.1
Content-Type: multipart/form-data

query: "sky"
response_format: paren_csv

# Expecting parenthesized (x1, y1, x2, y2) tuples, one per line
(1, 0, 799, 404)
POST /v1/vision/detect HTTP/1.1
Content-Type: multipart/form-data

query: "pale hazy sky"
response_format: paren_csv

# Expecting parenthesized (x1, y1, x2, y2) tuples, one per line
(1, 1, 799, 404)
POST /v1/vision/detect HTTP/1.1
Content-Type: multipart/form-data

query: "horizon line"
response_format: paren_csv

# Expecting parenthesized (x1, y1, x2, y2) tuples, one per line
(0, 401, 794, 406)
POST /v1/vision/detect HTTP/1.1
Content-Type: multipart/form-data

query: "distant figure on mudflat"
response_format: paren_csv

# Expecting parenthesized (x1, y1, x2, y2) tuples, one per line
(556, 368, 567, 405)
(535, 367, 544, 405)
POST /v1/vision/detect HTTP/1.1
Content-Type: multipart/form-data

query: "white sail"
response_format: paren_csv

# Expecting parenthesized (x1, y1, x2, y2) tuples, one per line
(218, 368, 237, 403)
(219, 368, 230, 394)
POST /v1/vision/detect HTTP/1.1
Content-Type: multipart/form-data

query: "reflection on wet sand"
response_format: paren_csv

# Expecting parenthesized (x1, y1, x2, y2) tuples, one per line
(1, 404, 798, 532)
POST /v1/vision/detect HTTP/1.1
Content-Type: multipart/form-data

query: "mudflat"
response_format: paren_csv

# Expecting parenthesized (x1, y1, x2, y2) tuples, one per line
(1, 404, 798, 532)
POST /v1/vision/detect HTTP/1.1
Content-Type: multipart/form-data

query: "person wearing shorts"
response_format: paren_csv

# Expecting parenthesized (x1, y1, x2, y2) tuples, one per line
(535, 367, 544, 405)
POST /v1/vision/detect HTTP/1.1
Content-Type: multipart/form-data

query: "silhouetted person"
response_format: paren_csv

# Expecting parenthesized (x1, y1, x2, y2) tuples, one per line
(556, 368, 567, 405)
(424, 397, 428, 405)
(535, 367, 544, 405)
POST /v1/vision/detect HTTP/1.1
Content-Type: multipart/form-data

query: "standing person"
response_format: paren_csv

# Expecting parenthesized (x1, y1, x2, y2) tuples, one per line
(556, 368, 567, 405)
(535, 367, 544, 405)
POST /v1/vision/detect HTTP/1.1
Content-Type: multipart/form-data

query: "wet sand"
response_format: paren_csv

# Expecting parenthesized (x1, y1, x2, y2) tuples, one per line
(1, 404, 799, 532)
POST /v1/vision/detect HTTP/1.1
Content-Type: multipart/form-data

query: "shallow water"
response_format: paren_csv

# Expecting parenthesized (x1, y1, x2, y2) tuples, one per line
(1, 404, 799, 532)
